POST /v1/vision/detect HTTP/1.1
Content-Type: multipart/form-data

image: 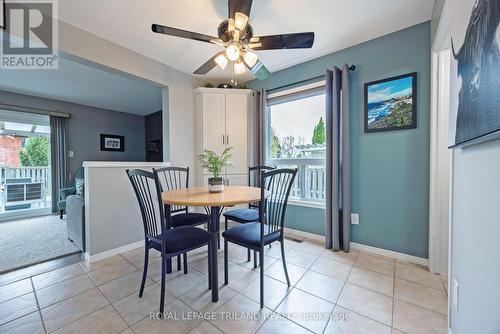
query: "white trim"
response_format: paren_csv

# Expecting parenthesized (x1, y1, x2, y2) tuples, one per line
(267, 80, 326, 99)
(193, 87, 253, 95)
(350, 242, 429, 267)
(288, 199, 325, 209)
(432, 0, 452, 51)
(84, 240, 144, 263)
(83, 161, 171, 168)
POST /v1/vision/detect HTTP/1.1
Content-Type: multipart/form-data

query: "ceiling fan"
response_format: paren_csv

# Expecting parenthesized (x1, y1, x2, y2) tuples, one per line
(152, 0, 315, 81)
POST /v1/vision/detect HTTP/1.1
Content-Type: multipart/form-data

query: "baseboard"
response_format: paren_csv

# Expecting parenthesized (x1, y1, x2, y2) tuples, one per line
(84, 240, 144, 263)
(350, 242, 429, 267)
(284, 227, 325, 243)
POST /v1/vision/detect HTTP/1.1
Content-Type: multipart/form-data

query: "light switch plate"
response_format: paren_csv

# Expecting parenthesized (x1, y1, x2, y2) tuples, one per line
(68, 150, 74, 158)
(351, 213, 359, 225)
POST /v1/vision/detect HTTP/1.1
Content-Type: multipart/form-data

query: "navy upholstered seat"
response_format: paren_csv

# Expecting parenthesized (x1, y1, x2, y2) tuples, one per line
(170, 212, 209, 227)
(223, 209, 259, 223)
(150, 226, 211, 254)
(222, 222, 280, 248)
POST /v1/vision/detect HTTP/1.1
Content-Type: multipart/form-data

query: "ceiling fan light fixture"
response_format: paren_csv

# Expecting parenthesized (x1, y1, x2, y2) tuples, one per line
(234, 12, 249, 31)
(228, 18, 235, 32)
(234, 61, 246, 74)
(226, 43, 240, 61)
(215, 53, 228, 70)
(243, 51, 258, 68)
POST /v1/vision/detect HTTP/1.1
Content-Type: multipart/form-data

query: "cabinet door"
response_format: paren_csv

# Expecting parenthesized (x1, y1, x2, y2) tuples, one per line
(202, 94, 226, 156)
(225, 174, 249, 210)
(225, 94, 248, 175)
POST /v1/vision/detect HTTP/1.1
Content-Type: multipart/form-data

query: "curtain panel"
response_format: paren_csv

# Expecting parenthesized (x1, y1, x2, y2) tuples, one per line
(325, 64, 351, 252)
(50, 116, 68, 212)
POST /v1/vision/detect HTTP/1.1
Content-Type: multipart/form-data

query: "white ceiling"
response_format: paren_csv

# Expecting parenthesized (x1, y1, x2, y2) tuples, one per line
(58, 0, 434, 83)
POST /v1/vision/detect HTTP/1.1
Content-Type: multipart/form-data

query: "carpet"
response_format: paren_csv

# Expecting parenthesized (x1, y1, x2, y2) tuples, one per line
(0, 215, 80, 273)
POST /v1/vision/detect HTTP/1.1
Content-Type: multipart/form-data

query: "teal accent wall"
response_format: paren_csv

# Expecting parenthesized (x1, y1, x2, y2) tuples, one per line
(247, 22, 431, 258)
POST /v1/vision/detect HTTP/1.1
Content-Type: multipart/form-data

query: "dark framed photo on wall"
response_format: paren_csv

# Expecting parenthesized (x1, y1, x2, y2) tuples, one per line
(364, 72, 417, 133)
(100, 134, 124, 152)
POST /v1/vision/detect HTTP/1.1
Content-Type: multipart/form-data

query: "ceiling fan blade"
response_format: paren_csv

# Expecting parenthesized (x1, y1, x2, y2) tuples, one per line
(228, 0, 253, 19)
(250, 32, 315, 50)
(193, 53, 220, 75)
(248, 60, 270, 80)
(152, 24, 221, 44)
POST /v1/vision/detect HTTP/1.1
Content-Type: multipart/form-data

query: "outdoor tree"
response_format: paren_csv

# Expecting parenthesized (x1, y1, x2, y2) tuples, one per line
(19, 137, 49, 167)
(280, 135, 297, 158)
(270, 126, 281, 158)
(312, 116, 326, 144)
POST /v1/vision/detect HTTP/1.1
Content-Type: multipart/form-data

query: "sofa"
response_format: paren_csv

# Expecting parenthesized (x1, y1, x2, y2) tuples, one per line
(66, 194, 85, 251)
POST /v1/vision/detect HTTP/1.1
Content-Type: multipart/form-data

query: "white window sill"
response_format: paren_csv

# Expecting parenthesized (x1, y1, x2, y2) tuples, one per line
(287, 199, 325, 209)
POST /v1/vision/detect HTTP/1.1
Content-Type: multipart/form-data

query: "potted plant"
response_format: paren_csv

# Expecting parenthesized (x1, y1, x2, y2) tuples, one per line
(198, 147, 233, 193)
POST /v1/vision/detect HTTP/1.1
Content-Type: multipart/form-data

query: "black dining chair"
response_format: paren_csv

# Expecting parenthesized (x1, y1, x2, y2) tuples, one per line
(154, 167, 210, 270)
(222, 168, 298, 308)
(223, 165, 275, 266)
(127, 169, 211, 314)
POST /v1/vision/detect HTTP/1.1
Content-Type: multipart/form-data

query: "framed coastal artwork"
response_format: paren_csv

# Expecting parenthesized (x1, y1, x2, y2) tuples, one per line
(364, 73, 417, 133)
(449, 0, 500, 148)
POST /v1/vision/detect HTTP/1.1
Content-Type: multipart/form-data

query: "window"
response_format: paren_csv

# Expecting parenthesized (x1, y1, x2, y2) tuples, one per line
(265, 82, 326, 204)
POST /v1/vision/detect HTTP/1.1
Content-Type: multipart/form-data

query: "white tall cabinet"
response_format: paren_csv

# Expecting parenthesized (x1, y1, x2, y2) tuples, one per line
(194, 88, 253, 188)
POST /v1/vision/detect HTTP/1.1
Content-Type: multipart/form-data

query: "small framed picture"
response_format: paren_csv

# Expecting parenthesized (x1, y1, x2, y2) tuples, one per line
(1, 0, 5, 30)
(364, 72, 417, 133)
(100, 134, 124, 152)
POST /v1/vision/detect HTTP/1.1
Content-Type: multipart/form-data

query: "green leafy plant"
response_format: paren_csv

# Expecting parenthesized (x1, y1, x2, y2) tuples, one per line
(19, 136, 49, 167)
(197, 147, 233, 178)
(312, 117, 326, 144)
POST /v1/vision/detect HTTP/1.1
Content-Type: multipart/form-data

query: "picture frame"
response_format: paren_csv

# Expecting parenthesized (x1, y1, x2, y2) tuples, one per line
(364, 72, 417, 133)
(100, 134, 124, 152)
(1, 0, 5, 30)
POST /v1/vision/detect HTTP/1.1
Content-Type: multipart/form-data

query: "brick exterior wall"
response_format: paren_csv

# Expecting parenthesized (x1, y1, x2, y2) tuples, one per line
(0, 136, 23, 167)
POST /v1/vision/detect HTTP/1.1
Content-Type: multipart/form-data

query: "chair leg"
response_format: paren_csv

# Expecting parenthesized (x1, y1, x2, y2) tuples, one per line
(160, 256, 167, 315)
(183, 253, 188, 274)
(59, 210, 63, 219)
(253, 250, 258, 269)
(139, 247, 149, 298)
(224, 238, 229, 285)
(217, 233, 221, 250)
(280, 241, 291, 286)
(207, 242, 212, 290)
(259, 246, 265, 308)
(247, 248, 251, 262)
(177, 255, 182, 271)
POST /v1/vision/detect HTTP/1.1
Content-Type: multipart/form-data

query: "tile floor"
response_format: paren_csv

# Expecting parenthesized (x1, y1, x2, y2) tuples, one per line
(0, 237, 448, 334)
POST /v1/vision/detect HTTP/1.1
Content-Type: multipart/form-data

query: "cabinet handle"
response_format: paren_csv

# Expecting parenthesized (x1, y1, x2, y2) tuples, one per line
(226, 135, 229, 145)
(222, 135, 225, 145)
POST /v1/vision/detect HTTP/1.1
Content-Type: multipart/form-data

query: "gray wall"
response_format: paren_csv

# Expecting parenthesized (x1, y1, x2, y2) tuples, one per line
(0, 90, 146, 178)
(247, 22, 431, 258)
(450, 141, 500, 333)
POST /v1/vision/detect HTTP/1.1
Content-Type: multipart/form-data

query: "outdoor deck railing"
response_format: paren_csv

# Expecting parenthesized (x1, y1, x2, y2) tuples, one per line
(276, 163, 326, 202)
(0, 166, 51, 197)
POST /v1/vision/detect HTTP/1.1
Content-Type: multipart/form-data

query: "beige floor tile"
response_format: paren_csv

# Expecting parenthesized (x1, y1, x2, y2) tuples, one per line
(324, 306, 392, 334)
(224, 244, 253, 263)
(218, 262, 259, 292)
(240, 276, 292, 310)
(130, 253, 162, 269)
(310, 257, 352, 281)
(264, 240, 297, 258)
(0, 292, 38, 326)
(320, 250, 359, 266)
(131, 298, 201, 334)
(283, 248, 321, 269)
(166, 270, 210, 297)
(87, 257, 137, 286)
(0, 279, 33, 304)
(294, 241, 325, 256)
(99, 270, 153, 303)
(52, 305, 128, 334)
(189, 255, 224, 275)
(265, 260, 307, 286)
(296, 270, 344, 303)
(113, 283, 166, 326)
(442, 277, 448, 294)
(146, 258, 187, 283)
(395, 263, 444, 291)
(189, 320, 223, 334)
(178, 282, 237, 312)
(348, 267, 394, 297)
(41, 288, 109, 332)
(394, 279, 447, 315)
(355, 253, 394, 276)
(393, 299, 447, 334)
(36, 273, 95, 308)
(257, 313, 313, 333)
(80, 255, 126, 272)
(337, 283, 393, 326)
(32, 263, 86, 290)
(276, 288, 335, 333)
(392, 329, 406, 334)
(211, 294, 272, 334)
(238, 254, 278, 271)
(0, 311, 44, 334)
(120, 329, 135, 334)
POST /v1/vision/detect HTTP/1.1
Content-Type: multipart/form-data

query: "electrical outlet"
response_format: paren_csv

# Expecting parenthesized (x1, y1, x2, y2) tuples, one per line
(453, 278, 459, 311)
(351, 213, 359, 225)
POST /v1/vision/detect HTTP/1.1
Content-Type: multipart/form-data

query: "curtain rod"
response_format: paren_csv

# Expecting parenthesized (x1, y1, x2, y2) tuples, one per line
(266, 65, 356, 93)
(0, 103, 71, 118)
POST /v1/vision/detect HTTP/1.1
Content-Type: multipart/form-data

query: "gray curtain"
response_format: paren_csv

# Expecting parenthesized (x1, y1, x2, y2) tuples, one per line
(325, 64, 351, 252)
(50, 116, 68, 212)
(253, 89, 266, 166)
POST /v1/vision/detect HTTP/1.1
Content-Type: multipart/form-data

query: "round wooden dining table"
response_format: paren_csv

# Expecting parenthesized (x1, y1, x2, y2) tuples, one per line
(162, 186, 268, 302)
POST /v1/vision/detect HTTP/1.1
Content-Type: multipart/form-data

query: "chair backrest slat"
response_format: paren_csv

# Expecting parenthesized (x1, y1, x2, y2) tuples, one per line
(249, 165, 276, 209)
(260, 168, 298, 236)
(154, 167, 189, 213)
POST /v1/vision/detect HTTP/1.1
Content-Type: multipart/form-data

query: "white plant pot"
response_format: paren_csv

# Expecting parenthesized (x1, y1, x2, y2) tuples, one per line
(208, 177, 224, 193)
